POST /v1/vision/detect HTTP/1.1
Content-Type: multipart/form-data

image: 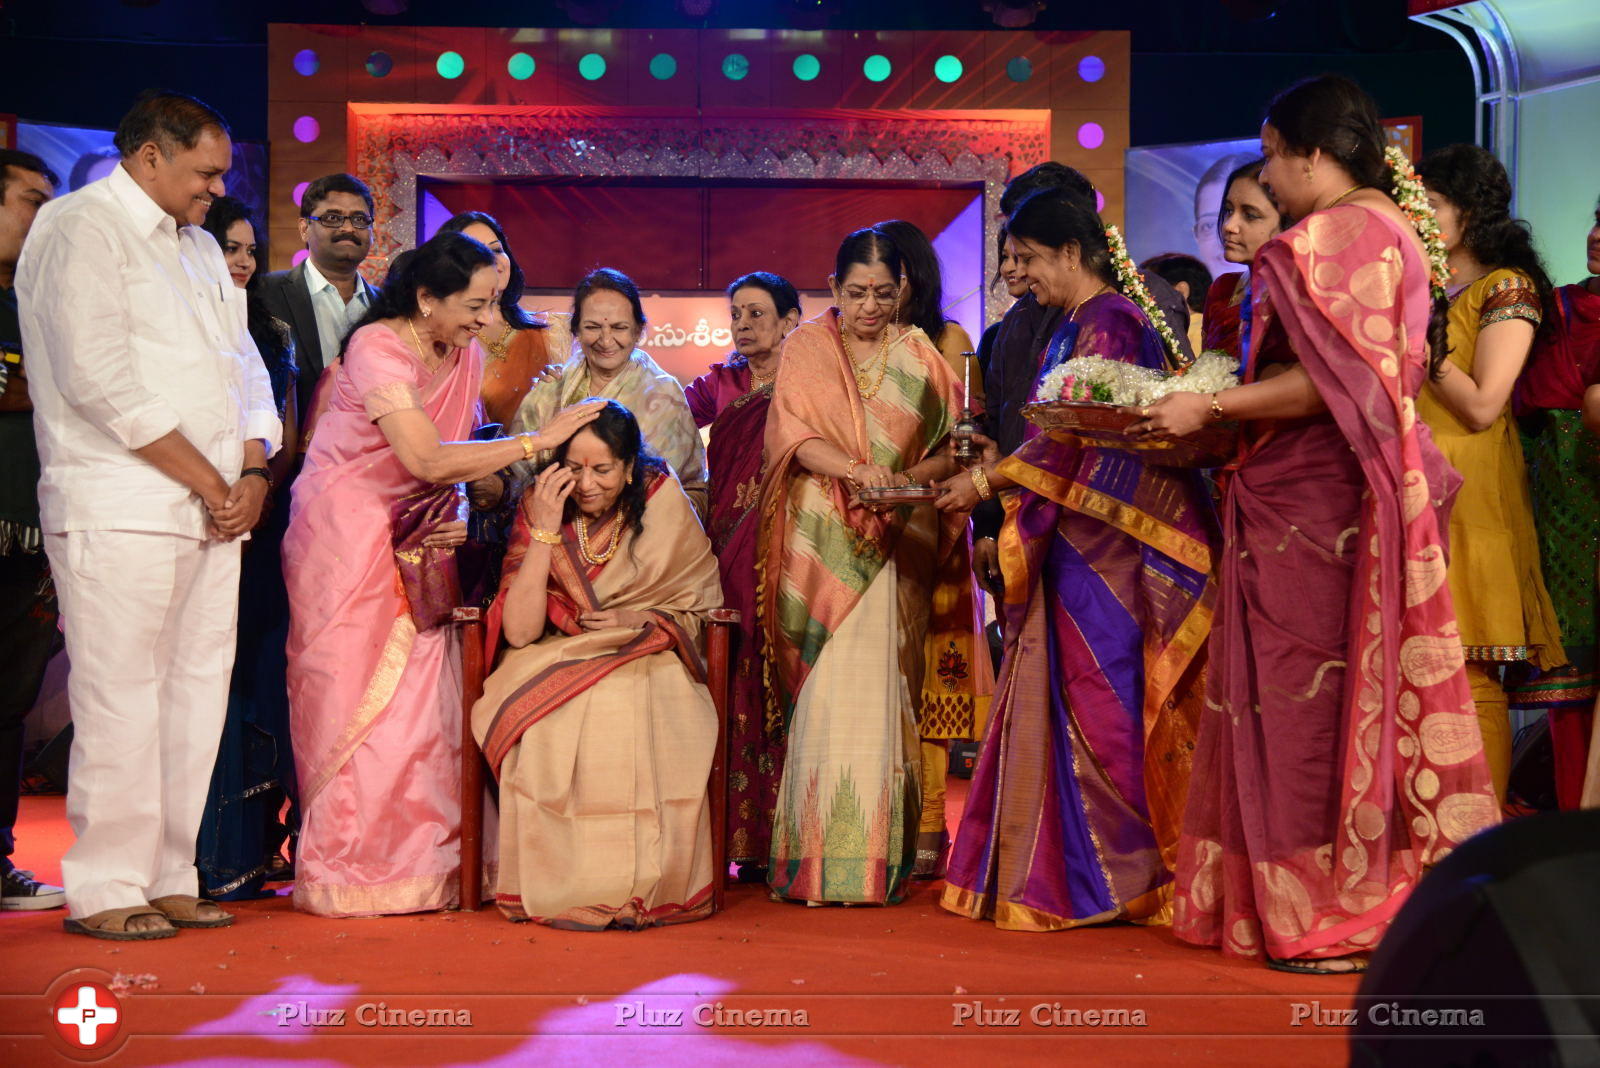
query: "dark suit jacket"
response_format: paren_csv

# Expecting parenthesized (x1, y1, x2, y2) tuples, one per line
(258, 262, 379, 420)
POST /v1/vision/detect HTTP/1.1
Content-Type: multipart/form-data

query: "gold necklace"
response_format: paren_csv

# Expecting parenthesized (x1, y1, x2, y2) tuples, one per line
(483, 320, 515, 362)
(1323, 183, 1365, 211)
(1067, 284, 1111, 323)
(840, 327, 892, 400)
(406, 317, 438, 368)
(746, 357, 777, 388)
(574, 511, 623, 565)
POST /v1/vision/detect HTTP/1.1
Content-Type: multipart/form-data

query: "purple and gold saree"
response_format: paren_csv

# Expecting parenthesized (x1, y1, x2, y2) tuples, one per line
(941, 291, 1219, 930)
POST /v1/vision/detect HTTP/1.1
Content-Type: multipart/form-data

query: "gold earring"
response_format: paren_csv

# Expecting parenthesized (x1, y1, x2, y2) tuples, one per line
(422, 306, 431, 318)
(1303, 164, 1314, 181)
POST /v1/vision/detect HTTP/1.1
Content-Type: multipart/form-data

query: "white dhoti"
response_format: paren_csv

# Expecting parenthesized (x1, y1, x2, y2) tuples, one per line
(45, 529, 242, 918)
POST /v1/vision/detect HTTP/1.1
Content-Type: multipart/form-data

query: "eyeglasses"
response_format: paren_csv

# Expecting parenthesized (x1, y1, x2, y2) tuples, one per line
(307, 212, 374, 231)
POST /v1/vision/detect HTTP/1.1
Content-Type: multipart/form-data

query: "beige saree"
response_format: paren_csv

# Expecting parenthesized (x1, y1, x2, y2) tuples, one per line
(471, 470, 723, 928)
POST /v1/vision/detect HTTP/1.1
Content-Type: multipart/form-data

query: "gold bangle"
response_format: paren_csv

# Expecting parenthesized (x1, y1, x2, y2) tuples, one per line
(1209, 393, 1226, 422)
(529, 526, 562, 545)
(844, 457, 864, 484)
(969, 464, 993, 501)
(519, 433, 537, 461)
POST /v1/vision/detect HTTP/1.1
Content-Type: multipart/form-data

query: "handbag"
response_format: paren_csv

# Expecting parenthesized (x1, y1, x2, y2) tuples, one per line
(390, 486, 464, 631)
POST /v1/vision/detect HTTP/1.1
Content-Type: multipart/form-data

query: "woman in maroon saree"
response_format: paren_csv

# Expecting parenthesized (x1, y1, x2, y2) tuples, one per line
(685, 272, 801, 874)
(1138, 76, 1499, 972)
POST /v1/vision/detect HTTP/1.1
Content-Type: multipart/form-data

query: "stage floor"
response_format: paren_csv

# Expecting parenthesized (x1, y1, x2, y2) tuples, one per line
(2, 791, 1357, 1066)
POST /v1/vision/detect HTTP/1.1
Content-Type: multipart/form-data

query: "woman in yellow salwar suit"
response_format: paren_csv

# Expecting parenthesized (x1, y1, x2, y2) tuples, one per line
(472, 401, 723, 929)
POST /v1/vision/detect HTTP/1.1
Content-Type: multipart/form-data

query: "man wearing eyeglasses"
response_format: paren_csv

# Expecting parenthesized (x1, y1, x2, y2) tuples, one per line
(258, 173, 378, 422)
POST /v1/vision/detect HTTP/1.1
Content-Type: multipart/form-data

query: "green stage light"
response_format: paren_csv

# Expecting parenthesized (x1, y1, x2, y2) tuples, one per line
(436, 51, 464, 80)
(650, 53, 678, 80)
(579, 53, 607, 80)
(934, 55, 963, 83)
(863, 55, 891, 83)
(507, 53, 536, 81)
(793, 54, 820, 82)
(722, 53, 749, 81)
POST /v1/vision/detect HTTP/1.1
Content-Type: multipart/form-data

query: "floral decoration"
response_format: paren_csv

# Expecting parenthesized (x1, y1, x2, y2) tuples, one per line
(1384, 145, 1453, 300)
(1104, 224, 1188, 369)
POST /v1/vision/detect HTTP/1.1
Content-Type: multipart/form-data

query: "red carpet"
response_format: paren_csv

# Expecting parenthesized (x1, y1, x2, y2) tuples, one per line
(2, 789, 1358, 1066)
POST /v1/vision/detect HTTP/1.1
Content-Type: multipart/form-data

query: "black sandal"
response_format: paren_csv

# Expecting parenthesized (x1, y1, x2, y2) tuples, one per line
(1267, 955, 1368, 975)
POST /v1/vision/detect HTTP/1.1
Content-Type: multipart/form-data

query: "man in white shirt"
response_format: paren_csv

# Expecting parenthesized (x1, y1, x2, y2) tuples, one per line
(257, 173, 378, 422)
(16, 90, 281, 939)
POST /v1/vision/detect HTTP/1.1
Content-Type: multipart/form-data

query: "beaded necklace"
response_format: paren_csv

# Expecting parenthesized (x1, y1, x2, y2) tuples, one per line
(574, 511, 623, 565)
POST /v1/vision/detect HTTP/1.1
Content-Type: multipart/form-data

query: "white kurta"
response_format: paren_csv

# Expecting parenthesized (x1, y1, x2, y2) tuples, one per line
(17, 164, 281, 917)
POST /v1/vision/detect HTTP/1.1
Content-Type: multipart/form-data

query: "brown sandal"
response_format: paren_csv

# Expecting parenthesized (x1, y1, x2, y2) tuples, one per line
(63, 906, 178, 941)
(148, 894, 234, 929)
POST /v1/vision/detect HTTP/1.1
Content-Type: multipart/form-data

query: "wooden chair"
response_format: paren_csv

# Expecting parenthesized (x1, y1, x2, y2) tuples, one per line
(452, 606, 742, 914)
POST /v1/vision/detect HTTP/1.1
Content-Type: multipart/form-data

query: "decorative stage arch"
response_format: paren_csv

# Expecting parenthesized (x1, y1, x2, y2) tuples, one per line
(267, 25, 1130, 327)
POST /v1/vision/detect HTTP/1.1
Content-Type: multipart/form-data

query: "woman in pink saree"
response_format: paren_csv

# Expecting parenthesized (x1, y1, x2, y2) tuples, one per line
(285, 232, 600, 917)
(1137, 76, 1500, 972)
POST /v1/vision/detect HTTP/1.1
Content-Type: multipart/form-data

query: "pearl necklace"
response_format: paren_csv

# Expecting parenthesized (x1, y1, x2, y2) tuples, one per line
(574, 511, 623, 565)
(840, 327, 892, 400)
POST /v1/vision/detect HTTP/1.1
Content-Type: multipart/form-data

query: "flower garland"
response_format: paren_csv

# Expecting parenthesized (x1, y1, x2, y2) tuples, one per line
(1104, 224, 1189, 369)
(1384, 145, 1453, 301)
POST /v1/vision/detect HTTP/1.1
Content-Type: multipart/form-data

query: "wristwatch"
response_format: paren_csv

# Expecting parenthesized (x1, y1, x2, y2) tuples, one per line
(241, 466, 273, 488)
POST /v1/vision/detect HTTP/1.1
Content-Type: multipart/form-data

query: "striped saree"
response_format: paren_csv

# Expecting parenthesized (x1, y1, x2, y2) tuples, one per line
(759, 311, 966, 904)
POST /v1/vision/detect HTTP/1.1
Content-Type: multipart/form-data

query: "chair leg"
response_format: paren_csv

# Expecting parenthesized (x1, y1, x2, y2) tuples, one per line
(456, 610, 486, 912)
(706, 618, 734, 914)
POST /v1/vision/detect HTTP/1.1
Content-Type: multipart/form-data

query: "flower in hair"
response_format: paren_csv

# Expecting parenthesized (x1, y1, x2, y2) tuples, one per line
(1103, 224, 1189, 369)
(1384, 146, 1453, 301)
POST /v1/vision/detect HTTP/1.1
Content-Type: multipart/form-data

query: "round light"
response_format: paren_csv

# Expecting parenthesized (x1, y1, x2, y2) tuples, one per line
(293, 49, 319, 77)
(292, 116, 320, 144)
(793, 54, 820, 82)
(507, 52, 536, 81)
(1077, 122, 1105, 150)
(934, 55, 963, 83)
(436, 51, 465, 80)
(649, 53, 677, 80)
(1006, 56, 1033, 82)
(579, 52, 607, 80)
(1095, 190, 1106, 212)
(366, 51, 393, 78)
(722, 53, 749, 81)
(292, 181, 310, 207)
(1078, 55, 1106, 83)
(862, 54, 891, 83)
(292, 250, 310, 267)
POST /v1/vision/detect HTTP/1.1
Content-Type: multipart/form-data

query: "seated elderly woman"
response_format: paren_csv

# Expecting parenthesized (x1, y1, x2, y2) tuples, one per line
(471, 401, 723, 929)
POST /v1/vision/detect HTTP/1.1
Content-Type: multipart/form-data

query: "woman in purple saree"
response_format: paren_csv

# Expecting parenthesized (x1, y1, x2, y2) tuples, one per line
(937, 190, 1219, 930)
(685, 272, 801, 874)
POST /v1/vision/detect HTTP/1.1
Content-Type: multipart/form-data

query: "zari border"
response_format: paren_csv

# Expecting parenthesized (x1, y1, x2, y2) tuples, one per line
(300, 612, 418, 806)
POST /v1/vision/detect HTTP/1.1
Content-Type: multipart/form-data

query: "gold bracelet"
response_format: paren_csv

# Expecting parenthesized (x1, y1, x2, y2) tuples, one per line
(529, 526, 562, 545)
(1209, 393, 1226, 422)
(519, 433, 538, 461)
(969, 464, 993, 501)
(844, 457, 864, 484)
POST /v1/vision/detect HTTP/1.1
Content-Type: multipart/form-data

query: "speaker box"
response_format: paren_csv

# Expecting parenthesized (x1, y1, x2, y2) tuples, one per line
(1351, 810, 1600, 1067)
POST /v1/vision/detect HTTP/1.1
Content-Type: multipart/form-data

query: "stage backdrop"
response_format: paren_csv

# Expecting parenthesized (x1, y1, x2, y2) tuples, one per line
(267, 25, 1132, 339)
